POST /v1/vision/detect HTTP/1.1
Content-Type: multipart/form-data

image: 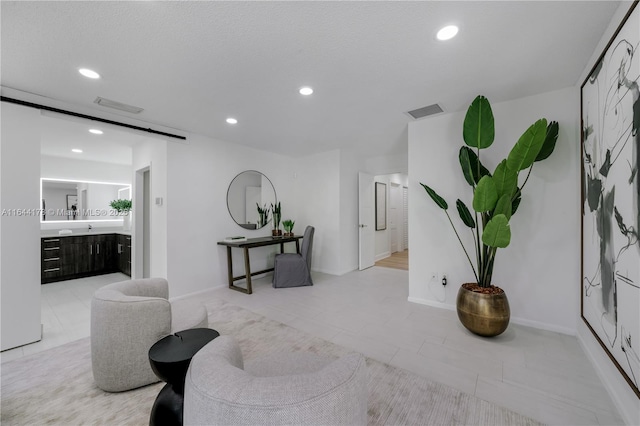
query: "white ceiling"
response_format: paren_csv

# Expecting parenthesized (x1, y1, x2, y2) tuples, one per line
(39, 114, 149, 165)
(1, 1, 621, 160)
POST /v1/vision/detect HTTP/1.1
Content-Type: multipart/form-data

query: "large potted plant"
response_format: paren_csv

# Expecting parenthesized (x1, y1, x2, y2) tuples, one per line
(421, 95, 559, 337)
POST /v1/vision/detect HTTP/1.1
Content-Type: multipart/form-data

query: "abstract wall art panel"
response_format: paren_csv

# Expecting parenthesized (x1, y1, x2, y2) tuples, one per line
(581, 1, 640, 398)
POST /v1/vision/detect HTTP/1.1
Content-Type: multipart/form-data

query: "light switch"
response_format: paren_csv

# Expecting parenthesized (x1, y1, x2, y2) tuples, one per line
(155, 197, 163, 206)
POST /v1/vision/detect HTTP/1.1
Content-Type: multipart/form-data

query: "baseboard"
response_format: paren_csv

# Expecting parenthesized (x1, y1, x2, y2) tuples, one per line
(407, 297, 455, 312)
(577, 324, 639, 425)
(407, 297, 576, 335)
(375, 251, 391, 262)
(169, 284, 225, 301)
(311, 263, 358, 276)
(509, 316, 575, 336)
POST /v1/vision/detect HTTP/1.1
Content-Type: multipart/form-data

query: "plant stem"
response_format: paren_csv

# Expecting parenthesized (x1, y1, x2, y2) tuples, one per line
(520, 164, 534, 192)
(471, 228, 479, 279)
(444, 210, 479, 283)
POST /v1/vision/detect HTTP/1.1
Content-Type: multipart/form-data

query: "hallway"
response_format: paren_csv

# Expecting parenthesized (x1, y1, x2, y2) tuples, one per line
(375, 250, 408, 270)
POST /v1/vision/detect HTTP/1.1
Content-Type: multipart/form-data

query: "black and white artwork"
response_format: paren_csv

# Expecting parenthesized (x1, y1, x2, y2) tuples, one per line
(581, 1, 639, 398)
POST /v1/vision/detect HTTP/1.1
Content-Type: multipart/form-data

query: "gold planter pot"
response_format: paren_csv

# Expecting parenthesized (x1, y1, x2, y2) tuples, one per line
(456, 283, 510, 337)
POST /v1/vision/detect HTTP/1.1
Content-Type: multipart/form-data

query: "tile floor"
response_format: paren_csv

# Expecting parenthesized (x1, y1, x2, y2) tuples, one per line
(1, 268, 624, 425)
(0, 272, 129, 361)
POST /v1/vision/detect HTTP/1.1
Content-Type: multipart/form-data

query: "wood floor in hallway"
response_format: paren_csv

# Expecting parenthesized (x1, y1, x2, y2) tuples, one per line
(375, 249, 408, 270)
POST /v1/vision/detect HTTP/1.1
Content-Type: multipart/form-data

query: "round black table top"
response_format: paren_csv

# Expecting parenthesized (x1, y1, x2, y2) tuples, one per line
(149, 328, 219, 365)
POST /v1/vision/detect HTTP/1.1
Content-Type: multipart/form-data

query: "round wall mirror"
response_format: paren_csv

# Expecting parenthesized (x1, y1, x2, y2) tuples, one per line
(226, 170, 277, 230)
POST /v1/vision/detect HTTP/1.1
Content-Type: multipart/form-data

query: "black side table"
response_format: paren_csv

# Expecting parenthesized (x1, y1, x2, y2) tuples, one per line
(148, 328, 219, 426)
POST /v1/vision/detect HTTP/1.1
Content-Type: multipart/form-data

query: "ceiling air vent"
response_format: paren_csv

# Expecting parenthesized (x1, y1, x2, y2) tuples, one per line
(406, 103, 443, 120)
(94, 97, 144, 114)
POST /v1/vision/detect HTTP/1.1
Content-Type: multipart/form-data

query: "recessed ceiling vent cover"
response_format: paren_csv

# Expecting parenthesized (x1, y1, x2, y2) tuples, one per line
(94, 97, 144, 114)
(406, 103, 443, 120)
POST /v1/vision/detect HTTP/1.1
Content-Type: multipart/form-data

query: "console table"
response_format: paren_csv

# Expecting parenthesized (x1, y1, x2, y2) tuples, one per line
(217, 235, 302, 294)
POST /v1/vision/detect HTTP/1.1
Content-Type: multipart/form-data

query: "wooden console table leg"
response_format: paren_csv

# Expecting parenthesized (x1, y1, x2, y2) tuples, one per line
(295, 239, 300, 254)
(243, 247, 253, 294)
(226, 246, 233, 288)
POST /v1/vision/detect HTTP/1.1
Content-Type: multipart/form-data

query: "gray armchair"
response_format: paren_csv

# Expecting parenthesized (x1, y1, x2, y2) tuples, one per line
(90, 278, 208, 392)
(184, 335, 368, 425)
(272, 225, 314, 288)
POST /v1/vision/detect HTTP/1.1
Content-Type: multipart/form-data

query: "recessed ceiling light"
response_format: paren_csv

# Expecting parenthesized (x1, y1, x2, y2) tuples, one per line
(78, 68, 101, 79)
(89, 129, 103, 135)
(436, 25, 459, 41)
(226, 118, 238, 124)
(299, 87, 313, 96)
(71, 149, 83, 153)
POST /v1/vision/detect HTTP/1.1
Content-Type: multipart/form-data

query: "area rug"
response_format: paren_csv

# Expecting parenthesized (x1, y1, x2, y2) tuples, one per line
(1, 299, 540, 425)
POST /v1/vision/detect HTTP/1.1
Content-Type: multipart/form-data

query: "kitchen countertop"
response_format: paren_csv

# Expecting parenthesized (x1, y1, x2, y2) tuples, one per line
(41, 228, 131, 238)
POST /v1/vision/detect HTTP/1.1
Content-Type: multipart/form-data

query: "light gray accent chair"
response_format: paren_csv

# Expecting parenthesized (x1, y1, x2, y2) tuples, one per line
(184, 335, 367, 425)
(91, 277, 208, 392)
(272, 225, 315, 288)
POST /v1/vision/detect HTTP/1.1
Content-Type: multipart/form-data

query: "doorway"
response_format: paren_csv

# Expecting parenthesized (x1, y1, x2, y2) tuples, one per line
(369, 173, 409, 269)
(134, 166, 151, 278)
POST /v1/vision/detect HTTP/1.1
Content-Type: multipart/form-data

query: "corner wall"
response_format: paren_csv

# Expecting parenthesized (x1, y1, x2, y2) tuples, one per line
(132, 138, 168, 279)
(165, 133, 295, 297)
(408, 86, 580, 334)
(292, 150, 342, 274)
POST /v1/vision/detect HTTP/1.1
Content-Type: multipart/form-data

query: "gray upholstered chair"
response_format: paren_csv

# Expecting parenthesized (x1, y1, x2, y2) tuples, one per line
(272, 225, 314, 288)
(184, 335, 368, 425)
(90, 278, 208, 392)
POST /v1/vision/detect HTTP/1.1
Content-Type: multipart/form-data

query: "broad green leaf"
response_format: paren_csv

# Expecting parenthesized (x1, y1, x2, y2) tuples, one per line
(535, 121, 559, 161)
(482, 214, 511, 248)
(460, 146, 491, 183)
(420, 183, 448, 210)
(492, 160, 518, 199)
(507, 119, 547, 171)
(459, 147, 474, 186)
(456, 199, 476, 228)
(472, 176, 498, 212)
(463, 95, 495, 149)
(493, 194, 512, 221)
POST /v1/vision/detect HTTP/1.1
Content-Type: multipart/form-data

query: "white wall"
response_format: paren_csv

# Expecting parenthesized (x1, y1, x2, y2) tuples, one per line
(409, 86, 580, 334)
(1, 103, 42, 351)
(291, 150, 341, 275)
(574, 1, 640, 423)
(365, 152, 408, 175)
(132, 137, 168, 280)
(165, 133, 295, 297)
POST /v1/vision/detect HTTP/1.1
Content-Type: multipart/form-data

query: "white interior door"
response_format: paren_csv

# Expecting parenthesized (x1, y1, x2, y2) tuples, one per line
(358, 172, 375, 270)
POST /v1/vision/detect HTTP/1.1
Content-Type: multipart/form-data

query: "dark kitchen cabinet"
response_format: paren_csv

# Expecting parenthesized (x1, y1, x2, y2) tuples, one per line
(41, 233, 128, 284)
(117, 234, 132, 276)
